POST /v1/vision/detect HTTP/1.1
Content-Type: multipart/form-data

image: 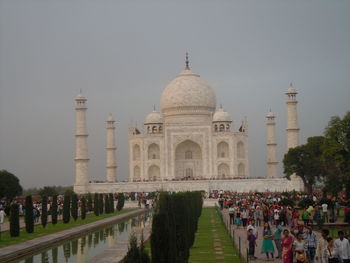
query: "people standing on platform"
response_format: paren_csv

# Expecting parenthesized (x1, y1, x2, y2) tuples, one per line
(236, 209, 242, 228)
(242, 208, 248, 227)
(248, 228, 257, 260)
(334, 231, 350, 263)
(281, 229, 294, 263)
(305, 226, 317, 263)
(229, 205, 235, 224)
(293, 232, 307, 263)
(322, 202, 329, 223)
(247, 219, 258, 239)
(325, 237, 340, 263)
(261, 222, 275, 260)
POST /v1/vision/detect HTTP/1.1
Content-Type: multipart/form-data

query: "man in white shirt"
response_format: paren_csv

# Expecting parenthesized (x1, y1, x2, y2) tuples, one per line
(335, 231, 350, 263)
(247, 219, 258, 238)
(321, 203, 328, 222)
(0, 208, 5, 224)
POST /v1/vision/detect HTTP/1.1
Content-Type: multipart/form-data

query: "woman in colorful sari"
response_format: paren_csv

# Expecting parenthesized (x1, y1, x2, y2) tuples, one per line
(281, 229, 294, 263)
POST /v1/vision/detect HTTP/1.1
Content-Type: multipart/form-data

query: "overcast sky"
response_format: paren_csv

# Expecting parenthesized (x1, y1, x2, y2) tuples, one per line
(0, 0, 349, 189)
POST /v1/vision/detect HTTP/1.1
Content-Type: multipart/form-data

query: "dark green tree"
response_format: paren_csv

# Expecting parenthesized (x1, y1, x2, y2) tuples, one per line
(25, 195, 34, 233)
(52, 195, 58, 225)
(105, 194, 109, 213)
(81, 197, 86, 220)
(117, 193, 125, 211)
(99, 194, 104, 214)
(38, 186, 58, 197)
(41, 195, 48, 228)
(94, 193, 99, 216)
(63, 194, 71, 223)
(123, 233, 150, 263)
(71, 194, 78, 221)
(9, 203, 20, 237)
(109, 193, 115, 213)
(283, 136, 326, 193)
(87, 193, 93, 211)
(0, 170, 23, 202)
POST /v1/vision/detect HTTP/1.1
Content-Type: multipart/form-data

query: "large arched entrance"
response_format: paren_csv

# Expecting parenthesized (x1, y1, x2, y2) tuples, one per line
(175, 140, 202, 179)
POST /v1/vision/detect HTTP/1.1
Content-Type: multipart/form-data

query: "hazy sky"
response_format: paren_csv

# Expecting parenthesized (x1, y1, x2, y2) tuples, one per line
(1, 0, 349, 189)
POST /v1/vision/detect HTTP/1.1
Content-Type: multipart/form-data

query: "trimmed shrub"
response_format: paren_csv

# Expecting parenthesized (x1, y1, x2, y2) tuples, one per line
(63, 194, 71, 224)
(41, 195, 48, 228)
(52, 195, 58, 225)
(117, 193, 125, 211)
(105, 195, 109, 214)
(10, 203, 20, 237)
(25, 195, 34, 233)
(123, 233, 150, 263)
(81, 197, 86, 220)
(99, 194, 104, 214)
(71, 194, 78, 221)
(94, 193, 99, 216)
(109, 193, 114, 213)
(87, 193, 93, 212)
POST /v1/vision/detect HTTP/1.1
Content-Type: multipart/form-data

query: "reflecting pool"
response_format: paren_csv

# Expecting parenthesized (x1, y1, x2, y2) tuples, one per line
(8, 211, 152, 263)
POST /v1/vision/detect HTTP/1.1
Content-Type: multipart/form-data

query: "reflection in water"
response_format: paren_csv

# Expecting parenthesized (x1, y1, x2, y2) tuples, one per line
(10, 211, 152, 263)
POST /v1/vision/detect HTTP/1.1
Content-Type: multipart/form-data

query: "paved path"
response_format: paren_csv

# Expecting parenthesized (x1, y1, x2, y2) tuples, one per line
(221, 209, 282, 263)
(0, 209, 146, 263)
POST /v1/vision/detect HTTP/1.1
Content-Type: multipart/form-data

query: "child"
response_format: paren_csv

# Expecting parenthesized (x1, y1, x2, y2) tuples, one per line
(247, 228, 257, 260)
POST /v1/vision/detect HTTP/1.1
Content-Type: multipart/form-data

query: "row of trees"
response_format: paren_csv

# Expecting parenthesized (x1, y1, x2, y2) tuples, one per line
(150, 192, 203, 263)
(284, 111, 350, 196)
(9, 192, 125, 237)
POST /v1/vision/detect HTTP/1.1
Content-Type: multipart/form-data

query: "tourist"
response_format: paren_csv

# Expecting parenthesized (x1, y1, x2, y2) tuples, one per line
(293, 232, 307, 263)
(247, 219, 258, 239)
(255, 206, 263, 227)
(334, 231, 350, 263)
(274, 207, 280, 225)
(316, 229, 330, 263)
(325, 237, 339, 263)
(248, 228, 257, 260)
(322, 202, 329, 223)
(281, 229, 294, 263)
(261, 222, 275, 260)
(305, 226, 317, 263)
(236, 208, 241, 227)
(229, 205, 235, 225)
(0, 208, 5, 224)
(302, 208, 310, 226)
(242, 208, 248, 227)
(274, 220, 283, 259)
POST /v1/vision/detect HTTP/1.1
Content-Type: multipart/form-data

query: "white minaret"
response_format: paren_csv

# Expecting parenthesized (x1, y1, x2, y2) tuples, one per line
(266, 110, 278, 178)
(286, 83, 299, 149)
(74, 91, 89, 187)
(106, 114, 117, 182)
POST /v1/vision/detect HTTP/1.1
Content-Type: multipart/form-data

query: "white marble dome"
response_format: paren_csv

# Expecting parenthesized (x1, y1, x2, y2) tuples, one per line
(213, 108, 231, 122)
(160, 68, 216, 114)
(145, 110, 162, 124)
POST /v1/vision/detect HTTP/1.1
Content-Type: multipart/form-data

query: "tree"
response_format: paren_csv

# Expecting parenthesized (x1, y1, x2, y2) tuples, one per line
(123, 233, 150, 263)
(52, 195, 58, 225)
(71, 194, 78, 221)
(63, 194, 71, 224)
(117, 193, 125, 211)
(94, 193, 99, 216)
(9, 203, 20, 237)
(99, 194, 104, 214)
(0, 170, 23, 201)
(25, 195, 34, 233)
(322, 112, 350, 197)
(105, 194, 110, 214)
(283, 136, 326, 193)
(109, 193, 115, 213)
(87, 193, 93, 212)
(38, 186, 58, 197)
(81, 197, 86, 220)
(41, 195, 48, 228)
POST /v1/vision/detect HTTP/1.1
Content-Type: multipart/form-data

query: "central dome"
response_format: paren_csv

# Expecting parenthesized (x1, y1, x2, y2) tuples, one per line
(160, 68, 216, 116)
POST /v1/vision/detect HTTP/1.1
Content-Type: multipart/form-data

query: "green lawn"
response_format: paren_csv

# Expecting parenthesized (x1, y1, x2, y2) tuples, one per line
(189, 208, 243, 263)
(0, 209, 134, 248)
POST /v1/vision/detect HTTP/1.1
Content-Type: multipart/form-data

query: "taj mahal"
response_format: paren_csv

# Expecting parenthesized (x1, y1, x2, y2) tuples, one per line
(73, 56, 304, 194)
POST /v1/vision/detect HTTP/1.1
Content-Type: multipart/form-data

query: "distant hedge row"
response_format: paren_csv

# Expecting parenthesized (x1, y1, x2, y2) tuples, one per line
(150, 192, 202, 263)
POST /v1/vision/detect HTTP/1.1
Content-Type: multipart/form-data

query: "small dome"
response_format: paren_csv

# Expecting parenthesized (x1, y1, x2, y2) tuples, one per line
(266, 111, 275, 118)
(76, 91, 86, 100)
(107, 114, 114, 122)
(213, 108, 231, 122)
(286, 83, 297, 94)
(145, 110, 163, 124)
(160, 68, 216, 115)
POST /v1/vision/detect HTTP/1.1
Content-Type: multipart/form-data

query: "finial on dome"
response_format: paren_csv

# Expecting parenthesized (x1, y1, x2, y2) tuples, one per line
(220, 103, 223, 109)
(290, 82, 293, 87)
(153, 104, 156, 111)
(185, 52, 190, 70)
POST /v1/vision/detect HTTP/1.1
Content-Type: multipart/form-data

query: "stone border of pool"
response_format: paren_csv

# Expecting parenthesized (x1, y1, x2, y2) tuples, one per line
(0, 209, 146, 263)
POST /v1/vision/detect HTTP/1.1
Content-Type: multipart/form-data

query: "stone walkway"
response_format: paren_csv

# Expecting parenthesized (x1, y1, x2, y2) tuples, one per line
(0, 209, 145, 263)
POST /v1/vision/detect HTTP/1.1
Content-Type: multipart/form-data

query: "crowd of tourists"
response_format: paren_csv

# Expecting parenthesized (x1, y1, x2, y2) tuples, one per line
(217, 191, 350, 263)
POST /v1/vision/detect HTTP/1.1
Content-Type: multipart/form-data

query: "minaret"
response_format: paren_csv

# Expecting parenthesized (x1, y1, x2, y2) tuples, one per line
(266, 110, 278, 178)
(286, 83, 299, 149)
(106, 114, 117, 182)
(74, 91, 89, 187)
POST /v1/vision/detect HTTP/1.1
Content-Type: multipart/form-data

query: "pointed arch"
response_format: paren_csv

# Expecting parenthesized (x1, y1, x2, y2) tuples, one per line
(148, 165, 160, 181)
(218, 163, 230, 179)
(133, 144, 141, 161)
(133, 166, 141, 181)
(148, 143, 160, 160)
(238, 163, 245, 177)
(217, 141, 229, 158)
